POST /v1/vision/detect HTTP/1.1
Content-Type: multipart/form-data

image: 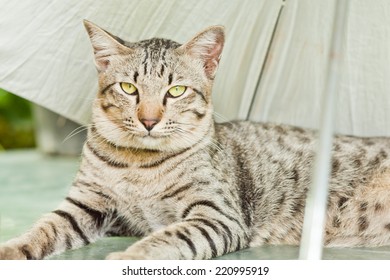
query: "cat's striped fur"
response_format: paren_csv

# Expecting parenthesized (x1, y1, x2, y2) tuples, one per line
(2, 21, 390, 259)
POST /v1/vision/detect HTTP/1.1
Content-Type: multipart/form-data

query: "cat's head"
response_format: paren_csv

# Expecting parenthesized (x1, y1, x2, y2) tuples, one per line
(84, 20, 224, 152)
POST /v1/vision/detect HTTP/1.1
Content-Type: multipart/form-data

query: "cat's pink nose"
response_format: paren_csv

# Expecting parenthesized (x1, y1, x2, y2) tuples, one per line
(140, 118, 160, 131)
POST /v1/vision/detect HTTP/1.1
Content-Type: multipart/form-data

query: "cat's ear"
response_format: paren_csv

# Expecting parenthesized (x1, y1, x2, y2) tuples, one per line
(83, 20, 130, 72)
(180, 26, 225, 79)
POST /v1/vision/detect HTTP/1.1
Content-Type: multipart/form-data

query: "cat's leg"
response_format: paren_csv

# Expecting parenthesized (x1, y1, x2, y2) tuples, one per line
(106, 208, 248, 260)
(0, 184, 113, 259)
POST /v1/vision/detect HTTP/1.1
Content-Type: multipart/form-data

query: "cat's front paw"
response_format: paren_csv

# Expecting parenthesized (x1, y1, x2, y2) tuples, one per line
(106, 251, 147, 260)
(0, 245, 27, 260)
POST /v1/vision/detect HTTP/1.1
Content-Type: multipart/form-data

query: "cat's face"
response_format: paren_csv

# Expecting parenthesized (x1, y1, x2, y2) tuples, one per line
(84, 21, 224, 152)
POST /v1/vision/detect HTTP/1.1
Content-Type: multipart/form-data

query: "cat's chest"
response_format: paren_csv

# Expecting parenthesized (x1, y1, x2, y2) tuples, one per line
(110, 170, 182, 231)
(121, 189, 179, 232)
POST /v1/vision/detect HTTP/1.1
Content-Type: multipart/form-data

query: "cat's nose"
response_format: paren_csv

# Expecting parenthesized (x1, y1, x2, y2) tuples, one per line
(140, 118, 160, 131)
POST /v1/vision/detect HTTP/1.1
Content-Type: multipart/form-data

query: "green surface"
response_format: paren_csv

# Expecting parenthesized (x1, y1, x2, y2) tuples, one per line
(0, 150, 76, 242)
(1, 149, 390, 260)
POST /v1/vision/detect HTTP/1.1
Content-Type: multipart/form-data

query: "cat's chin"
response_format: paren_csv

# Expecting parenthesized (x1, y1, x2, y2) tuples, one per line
(128, 135, 190, 153)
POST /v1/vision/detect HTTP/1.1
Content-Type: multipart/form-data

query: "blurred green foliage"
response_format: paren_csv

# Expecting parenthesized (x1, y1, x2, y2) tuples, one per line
(0, 89, 35, 150)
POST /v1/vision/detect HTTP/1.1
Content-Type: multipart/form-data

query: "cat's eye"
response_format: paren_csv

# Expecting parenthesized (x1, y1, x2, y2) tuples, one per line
(120, 82, 138, 95)
(167, 85, 187, 98)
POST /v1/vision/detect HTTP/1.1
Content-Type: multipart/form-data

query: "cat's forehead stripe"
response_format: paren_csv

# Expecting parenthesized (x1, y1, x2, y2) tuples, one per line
(133, 72, 139, 83)
(130, 38, 181, 50)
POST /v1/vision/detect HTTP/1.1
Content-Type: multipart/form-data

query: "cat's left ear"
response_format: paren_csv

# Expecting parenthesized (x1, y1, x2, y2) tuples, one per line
(180, 26, 225, 79)
(83, 20, 130, 72)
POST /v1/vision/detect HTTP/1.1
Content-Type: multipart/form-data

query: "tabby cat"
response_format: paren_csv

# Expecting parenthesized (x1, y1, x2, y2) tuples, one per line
(1, 20, 390, 260)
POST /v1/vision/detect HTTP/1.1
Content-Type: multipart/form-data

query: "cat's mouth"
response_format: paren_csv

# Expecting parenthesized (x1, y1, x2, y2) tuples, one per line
(138, 129, 173, 139)
(132, 128, 170, 139)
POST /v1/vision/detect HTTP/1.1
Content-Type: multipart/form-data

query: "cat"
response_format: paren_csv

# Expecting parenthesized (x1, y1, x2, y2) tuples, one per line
(1, 20, 390, 260)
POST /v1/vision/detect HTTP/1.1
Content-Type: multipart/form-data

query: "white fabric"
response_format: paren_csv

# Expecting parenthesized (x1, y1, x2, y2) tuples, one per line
(1, 0, 390, 137)
(250, 0, 390, 137)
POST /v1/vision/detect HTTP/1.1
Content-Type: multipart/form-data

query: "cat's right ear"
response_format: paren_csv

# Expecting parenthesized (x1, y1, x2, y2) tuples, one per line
(83, 20, 130, 72)
(179, 26, 225, 80)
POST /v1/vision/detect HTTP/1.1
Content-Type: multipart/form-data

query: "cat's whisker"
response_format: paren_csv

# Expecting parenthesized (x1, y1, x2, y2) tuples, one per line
(62, 124, 90, 143)
(213, 111, 232, 124)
